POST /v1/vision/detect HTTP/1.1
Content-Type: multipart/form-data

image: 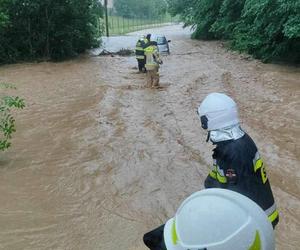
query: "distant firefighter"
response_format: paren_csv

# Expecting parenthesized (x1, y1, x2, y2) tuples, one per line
(135, 35, 148, 73)
(144, 41, 163, 88)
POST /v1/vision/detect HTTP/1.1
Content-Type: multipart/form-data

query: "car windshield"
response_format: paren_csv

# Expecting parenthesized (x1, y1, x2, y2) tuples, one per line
(157, 36, 167, 45)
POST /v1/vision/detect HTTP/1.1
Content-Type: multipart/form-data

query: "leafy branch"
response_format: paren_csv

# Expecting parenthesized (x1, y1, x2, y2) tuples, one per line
(0, 82, 25, 151)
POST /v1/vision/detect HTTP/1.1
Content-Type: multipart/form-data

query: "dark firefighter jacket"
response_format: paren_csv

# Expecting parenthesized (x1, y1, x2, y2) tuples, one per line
(205, 133, 279, 228)
(135, 39, 146, 60)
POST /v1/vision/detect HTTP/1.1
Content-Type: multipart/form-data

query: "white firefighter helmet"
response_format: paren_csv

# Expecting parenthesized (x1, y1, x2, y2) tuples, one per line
(164, 188, 275, 250)
(197, 93, 239, 131)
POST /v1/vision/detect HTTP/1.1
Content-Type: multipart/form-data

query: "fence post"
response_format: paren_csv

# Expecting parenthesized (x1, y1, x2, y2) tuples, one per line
(127, 18, 130, 33)
(104, 0, 109, 37)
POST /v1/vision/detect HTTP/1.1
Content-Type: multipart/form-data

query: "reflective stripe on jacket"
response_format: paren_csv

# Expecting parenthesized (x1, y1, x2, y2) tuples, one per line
(204, 133, 279, 228)
(135, 40, 145, 59)
(144, 45, 160, 70)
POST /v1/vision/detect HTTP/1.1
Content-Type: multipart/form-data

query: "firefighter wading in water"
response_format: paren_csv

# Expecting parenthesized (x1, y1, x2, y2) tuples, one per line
(197, 93, 279, 228)
(144, 40, 163, 88)
(135, 35, 148, 73)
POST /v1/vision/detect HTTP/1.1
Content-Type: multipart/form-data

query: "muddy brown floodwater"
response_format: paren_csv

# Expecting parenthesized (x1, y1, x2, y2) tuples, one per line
(0, 25, 299, 250)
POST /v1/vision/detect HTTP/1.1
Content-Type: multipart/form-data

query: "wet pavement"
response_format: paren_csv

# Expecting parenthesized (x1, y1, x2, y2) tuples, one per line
(91, 24, 178, 55)
(0, 25, 299, 250)
(91, 36, 137, 55)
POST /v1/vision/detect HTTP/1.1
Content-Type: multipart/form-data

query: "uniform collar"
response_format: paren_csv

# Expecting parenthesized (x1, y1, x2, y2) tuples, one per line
(209, 124, 245, 143)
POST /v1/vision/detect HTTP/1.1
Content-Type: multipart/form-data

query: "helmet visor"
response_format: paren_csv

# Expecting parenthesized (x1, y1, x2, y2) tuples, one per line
(196, 109, 208, 130)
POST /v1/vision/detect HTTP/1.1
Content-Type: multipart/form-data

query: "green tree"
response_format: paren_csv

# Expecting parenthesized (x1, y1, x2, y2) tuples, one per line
(211, 0, 246, 39)
(167, 0, 223, 39)
(0, 0, 103, 63)
(166, 0, 196, 25)
(167, 0, 300, 62)
(232, 0, 300, 62)
(191, 0, 223, 39)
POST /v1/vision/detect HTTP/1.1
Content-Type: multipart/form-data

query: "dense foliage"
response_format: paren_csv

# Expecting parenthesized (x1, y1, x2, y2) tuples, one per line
(167, 0, 300, 62)
(0, 0, 103, 64)
(114, 0, 167, 19)
(0, 83, 25, 151)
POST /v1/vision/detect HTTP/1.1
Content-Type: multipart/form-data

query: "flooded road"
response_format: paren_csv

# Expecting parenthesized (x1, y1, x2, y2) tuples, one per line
(0, 25, 299, 250)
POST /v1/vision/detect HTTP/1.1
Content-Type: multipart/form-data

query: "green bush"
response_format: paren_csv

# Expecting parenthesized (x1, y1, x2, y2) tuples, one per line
(0, 83, 25, 151)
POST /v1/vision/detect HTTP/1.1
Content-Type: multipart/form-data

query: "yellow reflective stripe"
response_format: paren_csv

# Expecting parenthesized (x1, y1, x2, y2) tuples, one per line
(209, 164, 217, 179)
(171, 220, 178, 245)
(254, 159, 263, 172)
(248, 231, 261, 250)
(217, 172, 227, 184)
(144, 46, 155, 53)
(136, 47, 144, 51)
(268, 210, 279, 223)
(260, 166, 268, 184)
(145, 63, 157, 67)
(209, 164, 227, 183)
(253, 157, 268, 184)
(209, 170, 217, 179)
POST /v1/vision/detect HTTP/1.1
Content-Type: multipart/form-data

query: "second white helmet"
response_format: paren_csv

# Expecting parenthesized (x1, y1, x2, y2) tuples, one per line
(164, 189, 275, 250)
(198, 93, 239, 131)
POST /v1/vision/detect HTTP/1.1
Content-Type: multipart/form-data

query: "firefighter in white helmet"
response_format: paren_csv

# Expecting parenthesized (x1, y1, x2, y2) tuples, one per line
(197, 93, 279, 228)
(164, 189, 275, 250)
(144, 189, 275, 250)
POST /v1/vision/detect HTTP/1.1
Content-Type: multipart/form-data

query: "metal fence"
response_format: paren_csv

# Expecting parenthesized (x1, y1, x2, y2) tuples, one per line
(103, 15, 177, 36)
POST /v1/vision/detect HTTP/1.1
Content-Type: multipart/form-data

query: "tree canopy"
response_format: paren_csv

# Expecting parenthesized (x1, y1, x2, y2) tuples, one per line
(0, 0, 103, 64)
(167, 0, 300, 62)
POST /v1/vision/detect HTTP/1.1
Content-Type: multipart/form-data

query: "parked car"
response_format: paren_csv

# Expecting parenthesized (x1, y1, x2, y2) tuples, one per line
(151, 34, 171, 54)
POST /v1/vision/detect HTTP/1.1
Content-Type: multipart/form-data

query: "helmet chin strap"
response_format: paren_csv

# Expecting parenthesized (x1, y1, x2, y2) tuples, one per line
(206, 131, 210, 142)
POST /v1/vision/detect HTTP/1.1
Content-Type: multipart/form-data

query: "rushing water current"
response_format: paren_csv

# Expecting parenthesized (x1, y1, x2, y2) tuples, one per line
(0, 25, 299, 250)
